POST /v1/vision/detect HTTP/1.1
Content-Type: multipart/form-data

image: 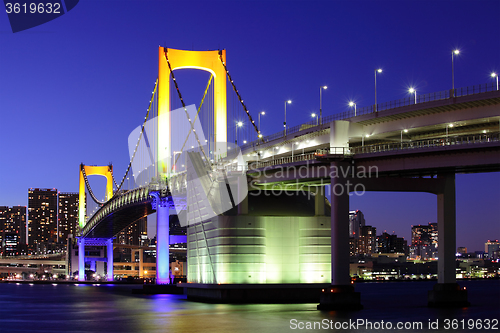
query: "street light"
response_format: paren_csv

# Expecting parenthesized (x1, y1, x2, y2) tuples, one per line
(349, 101, 357, 116)
(258, 111, 265, 138)
(408, 88, 417, 104)
(311, 113, 318, 125)
(446, 123, 454, 139)
(375, 69, 383, 112)
(491, 73, 499, 90)
(319, 86, 327, 124)
(284, 100, 291, 136)
(452, 49, 460, 94)
(235, 121, 243, 145)
(401, 129, 408, 147)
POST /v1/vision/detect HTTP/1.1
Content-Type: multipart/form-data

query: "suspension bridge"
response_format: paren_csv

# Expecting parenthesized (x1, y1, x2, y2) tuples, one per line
(77, 47, 500, 309)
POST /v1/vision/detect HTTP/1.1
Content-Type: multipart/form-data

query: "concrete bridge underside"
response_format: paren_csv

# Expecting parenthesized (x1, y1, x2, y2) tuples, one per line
(185, 143, 499, 307)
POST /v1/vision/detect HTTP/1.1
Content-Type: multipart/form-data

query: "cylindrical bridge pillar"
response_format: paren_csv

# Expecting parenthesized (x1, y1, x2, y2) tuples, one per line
(437, 173, 456, 284)
(318, 161, 362, 310)
(330, 162, 350, 286)
(156, 197, 170, 284)
(106, 239, 114, 281)
(428, 173, 468, 307)
(139, 249, 144, 278)
(78, 238, 85, 281)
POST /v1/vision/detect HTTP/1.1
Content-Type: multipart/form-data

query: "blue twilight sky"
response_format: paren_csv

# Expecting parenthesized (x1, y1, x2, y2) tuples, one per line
(0, 0, 499, 251)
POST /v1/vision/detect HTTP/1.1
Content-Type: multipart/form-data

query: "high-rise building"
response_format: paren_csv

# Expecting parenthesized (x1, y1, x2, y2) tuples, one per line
(485, 240, 499, 258)
(28, 188, 58, 247)
(410, 223, 438, 259)
(0, 206, 27, 255)
(350, 225, 377, 256)
(0, 206, 7, 255)
(10, 206, 27, 246)
(376, 232, 407, 254)
(349, 210, 365, 239)
(359, 225, 377, 254)
(58, 192, 79, 242)
(116, 217, 147, 246)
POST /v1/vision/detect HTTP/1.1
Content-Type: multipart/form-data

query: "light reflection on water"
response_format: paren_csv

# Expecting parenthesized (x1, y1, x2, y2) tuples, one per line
(0, 280, 498, 333)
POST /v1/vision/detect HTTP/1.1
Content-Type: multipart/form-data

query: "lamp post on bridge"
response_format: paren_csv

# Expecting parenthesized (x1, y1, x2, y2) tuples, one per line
(401, 129, 408, 148)
(258, 111, 265, 139)
(446, 123, 454, 142)
(408, 88, 417, 104)
(349, 101, 356, 117)
(284, 100, 291, 137)
(319, 86, 327, 124)
(311, 113, 319, 125)
(374, 69, 382, 112)
(235, 121, 243, 145)
(491, 72, 499, 90)
(451, 49, 460, 95)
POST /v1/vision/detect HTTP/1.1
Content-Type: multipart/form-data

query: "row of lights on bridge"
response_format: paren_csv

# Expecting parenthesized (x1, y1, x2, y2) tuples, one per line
(236, 49, 498, 141)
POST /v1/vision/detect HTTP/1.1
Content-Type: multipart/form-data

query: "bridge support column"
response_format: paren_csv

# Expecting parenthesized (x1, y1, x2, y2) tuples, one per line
(78, 238, 85, 281)
(139, 249, 144, 278)
(155, 196, 170, 284)
(318, 161, 362, 311)
(106, 239, 114, 282)
(428, 173, 469, 307)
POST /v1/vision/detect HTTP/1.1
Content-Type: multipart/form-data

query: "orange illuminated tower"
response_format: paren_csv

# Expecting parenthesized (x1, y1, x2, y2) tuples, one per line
(157, 47, 227, 176)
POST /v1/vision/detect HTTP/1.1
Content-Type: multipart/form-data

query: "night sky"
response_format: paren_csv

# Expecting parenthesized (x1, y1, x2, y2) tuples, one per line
(1, 0, 499, 251)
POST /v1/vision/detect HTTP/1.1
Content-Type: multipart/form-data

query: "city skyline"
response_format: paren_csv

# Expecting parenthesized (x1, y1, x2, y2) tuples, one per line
(0, 1, 499, 253)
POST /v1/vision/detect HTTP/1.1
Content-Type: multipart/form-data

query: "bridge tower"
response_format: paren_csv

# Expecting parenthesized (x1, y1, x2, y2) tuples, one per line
(155, 47, 228, 284)
(78, 164, 114, 282)
(157, 47, 227, 177)
(78, 164, 114, 229)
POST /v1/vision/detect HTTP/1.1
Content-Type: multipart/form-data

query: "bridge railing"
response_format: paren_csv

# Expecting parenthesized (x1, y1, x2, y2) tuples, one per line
(248, 147, 353, 169)
(248, 152, 318, 169)
(455, 82, 498, 97)
(247, 133, 498, 169)
(240, 82, 499, 151)
(351, 132, 500, 155)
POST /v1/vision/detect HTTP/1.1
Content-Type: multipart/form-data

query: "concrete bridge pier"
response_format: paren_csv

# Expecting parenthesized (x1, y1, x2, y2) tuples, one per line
(151, 192, 170, 284)
(318, 161, 363, 311)
(77, 238, 114, 282)
(106, 238, 113, 282)
(78, 238, 85, 281)
(428, 173, 469, 307)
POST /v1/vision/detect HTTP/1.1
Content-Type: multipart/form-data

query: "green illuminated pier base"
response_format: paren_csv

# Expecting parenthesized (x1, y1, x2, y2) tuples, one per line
(185, 190, 333, 303)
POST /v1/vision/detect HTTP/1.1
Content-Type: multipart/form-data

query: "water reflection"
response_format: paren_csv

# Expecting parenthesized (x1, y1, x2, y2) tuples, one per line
(0, 280, 497, 333)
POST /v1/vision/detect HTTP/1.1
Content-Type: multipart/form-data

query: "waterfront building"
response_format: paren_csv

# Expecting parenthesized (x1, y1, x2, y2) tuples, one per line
(350, 225, 377, 256)
(57, 192, 79, 243)
(410, 223, 438, 260)
(116, 217, 147, 246)
(484, 240, 499, 258)
(376, 232, 407, 255)
(0, 206, 27, 255)
(349, 210, 365, 239)
(28, 188, 58, 249)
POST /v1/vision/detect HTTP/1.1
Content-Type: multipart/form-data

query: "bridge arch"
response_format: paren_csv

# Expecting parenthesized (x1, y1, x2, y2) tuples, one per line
(158, 47, 227, 176)
(79, 164, 114, 229)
